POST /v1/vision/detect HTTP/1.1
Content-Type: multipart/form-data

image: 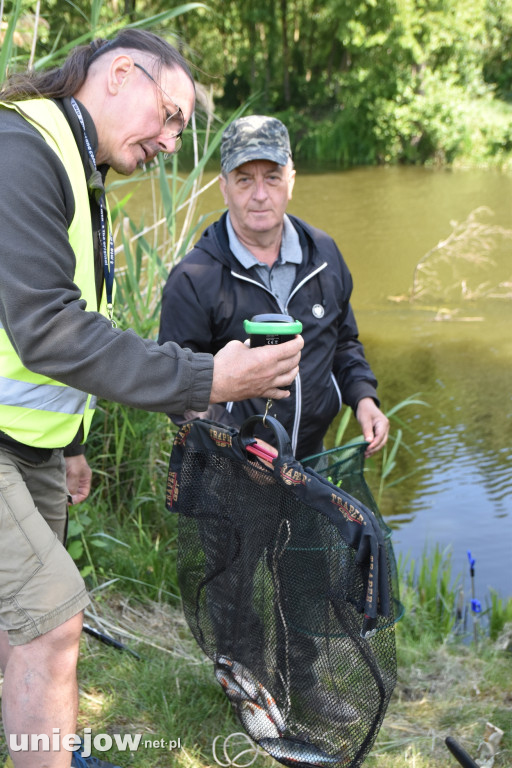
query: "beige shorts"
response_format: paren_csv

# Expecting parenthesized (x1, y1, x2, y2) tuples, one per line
(0, 448, 90, 645)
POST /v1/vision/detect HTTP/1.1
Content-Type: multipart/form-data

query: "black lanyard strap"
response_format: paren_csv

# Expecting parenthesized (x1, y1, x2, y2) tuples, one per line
(70, 97, 116, 326)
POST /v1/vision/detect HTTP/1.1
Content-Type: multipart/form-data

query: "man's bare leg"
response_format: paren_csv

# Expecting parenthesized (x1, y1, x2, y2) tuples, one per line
(1, 612, 83, 768)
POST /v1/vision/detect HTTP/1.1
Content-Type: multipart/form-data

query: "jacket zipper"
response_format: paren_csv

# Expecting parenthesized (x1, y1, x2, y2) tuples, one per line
(285, 262, 327, 454)
(229, 263, 328, 455)
(285, 262, 328, 306)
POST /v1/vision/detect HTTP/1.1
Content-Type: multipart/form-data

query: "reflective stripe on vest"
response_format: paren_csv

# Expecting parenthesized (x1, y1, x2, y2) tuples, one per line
(0, 99, 110, 449)
(0, 376, 93, 414)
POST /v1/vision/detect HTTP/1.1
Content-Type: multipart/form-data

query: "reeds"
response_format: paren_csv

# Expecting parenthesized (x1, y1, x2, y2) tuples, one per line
(387, 206, 512, 306)
(332, 393, 429, 505)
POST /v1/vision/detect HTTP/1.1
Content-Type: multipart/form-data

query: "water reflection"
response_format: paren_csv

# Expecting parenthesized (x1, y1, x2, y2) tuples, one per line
(392, 435, 511, 598)
(116, 164, 512, 599)
(349, 327, 512, 599)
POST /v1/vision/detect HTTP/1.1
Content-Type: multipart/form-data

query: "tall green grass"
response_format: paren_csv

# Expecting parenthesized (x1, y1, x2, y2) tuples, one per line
(0, 2, 207, 79)
(332, 393, 430, 505)
(398, 547, 459, 644)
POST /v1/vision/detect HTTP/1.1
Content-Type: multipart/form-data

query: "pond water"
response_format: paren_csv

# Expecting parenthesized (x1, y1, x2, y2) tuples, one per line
(118, 164, 512, 602)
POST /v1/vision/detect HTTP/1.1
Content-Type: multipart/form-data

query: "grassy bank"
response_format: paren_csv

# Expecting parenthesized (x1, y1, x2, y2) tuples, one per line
(43, 406, 512, 767)
(0, 400, 511, 766)
(2, 443, 510, 768)
(2, 587, 508, 767)
(75, 583, 510, 768)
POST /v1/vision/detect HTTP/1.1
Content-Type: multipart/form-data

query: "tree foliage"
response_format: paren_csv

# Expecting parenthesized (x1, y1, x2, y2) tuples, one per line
(2, 0, 512, 166)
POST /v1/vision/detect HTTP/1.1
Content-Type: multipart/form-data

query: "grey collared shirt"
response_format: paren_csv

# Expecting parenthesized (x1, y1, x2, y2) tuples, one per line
(226, 213, 302, 311)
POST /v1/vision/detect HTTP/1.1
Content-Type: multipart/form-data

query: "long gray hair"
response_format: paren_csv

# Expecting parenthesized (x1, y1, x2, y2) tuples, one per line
(0, 28, 194, 101)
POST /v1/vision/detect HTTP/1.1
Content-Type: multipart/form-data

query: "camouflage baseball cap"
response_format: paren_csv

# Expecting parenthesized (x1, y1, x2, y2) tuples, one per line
(221, 115, 292, 174)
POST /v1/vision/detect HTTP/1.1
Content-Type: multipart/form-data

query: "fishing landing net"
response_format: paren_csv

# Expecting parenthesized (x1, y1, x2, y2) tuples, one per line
(303, 440, 404, 627)
(166, 416, 399, 768)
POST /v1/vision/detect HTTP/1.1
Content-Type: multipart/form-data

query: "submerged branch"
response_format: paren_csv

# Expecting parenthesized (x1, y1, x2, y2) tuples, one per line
(406, 206, 512, 303)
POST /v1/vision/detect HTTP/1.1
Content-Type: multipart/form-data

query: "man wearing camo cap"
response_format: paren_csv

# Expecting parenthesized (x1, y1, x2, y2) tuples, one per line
(159, 114, 389, 719)
(220, 114, 292, 173)
(159, 113, 388, 461)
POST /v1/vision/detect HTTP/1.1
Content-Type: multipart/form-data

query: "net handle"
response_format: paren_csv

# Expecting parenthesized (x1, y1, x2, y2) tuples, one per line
(245, 442, 278, 462)
(445, 737, 479, 768)
(238, 414, 294, 460)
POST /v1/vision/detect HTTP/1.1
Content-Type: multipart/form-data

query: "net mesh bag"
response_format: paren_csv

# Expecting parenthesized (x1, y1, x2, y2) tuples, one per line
(303, 441, 404, 625)
(167, 416, 399, 768)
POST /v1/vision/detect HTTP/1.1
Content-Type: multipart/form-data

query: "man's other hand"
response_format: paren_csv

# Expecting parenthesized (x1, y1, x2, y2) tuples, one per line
(65, 454, 92, 504)
(355, 397, 390, 458)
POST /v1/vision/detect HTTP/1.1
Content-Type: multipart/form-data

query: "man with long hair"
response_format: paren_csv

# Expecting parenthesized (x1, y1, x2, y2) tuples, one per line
(0, 31, 302, 768)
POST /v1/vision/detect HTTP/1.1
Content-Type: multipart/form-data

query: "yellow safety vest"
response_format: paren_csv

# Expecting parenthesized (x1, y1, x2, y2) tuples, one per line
(0, 99, 112, 448)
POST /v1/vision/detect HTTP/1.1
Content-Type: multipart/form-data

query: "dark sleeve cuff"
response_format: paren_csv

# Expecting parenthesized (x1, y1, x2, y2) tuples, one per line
(343, 382, 380, 412)
(63, 430, 86, 457)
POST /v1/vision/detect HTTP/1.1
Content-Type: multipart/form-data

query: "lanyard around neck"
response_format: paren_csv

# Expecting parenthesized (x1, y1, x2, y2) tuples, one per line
(70, 97, 116, 326)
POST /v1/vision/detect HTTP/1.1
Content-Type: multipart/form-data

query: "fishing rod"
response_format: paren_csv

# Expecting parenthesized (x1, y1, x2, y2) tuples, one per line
(444, 556, 483, 767)
(445, 736, 479, 768)
(467, 550, 481, 644)
(82, 623, 141, 660)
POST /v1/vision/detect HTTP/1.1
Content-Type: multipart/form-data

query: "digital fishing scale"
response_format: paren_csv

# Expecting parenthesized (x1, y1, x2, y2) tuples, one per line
(244, 314, 302, 403)
(243, 313, 303, 346)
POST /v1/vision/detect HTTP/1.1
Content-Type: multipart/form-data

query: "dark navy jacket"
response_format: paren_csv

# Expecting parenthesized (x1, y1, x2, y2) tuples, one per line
(158, 212, 379, 460)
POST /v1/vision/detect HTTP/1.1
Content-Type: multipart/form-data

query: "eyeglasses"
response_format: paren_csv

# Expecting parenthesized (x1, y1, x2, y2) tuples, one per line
(134, 62, 184, 153)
